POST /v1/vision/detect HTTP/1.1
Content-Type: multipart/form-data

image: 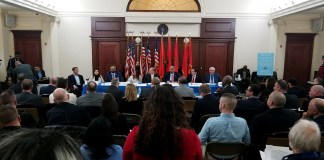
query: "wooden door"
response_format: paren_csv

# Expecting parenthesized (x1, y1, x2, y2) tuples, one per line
(12, 31, 42, 68)
(97, 41, 121, 77)
(203, 42, 228, 78)
(284, 33, 316, 87)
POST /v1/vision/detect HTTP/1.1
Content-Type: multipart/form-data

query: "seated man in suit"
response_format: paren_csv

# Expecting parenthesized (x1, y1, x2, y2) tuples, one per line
(174, 76, 195, 97)
(0, 90, 17, 107)
(67, 67, 85, 97)
(191, 84, 220, 133)
(142, 67, 159, 83)
(274, 79, 300, 109)
(199, 93, 250, 145)
(234, 84, 267, 126)
(287, 78, 307, 98)
(0, 105, 21, 139)
(47, 88, 90, 126)
(187, 68, 202, 83)
(302, 98, 324, 131)
(301, 85, 324, 111)
(204, 67, 221, 84)
(16, 79, 43, 108)
(140, 77, 160, 98)
(34, 65, 46, 80)
(250, 91, 299, 151)
(162, 66, 180, 82)
(39, 77, 57, 95)
(76, 81, 103, 107)
(219, 75, 239, 96)
(236, 65, 251, 92)
(105, 65, 124, 82)
(9, 73, 25, 95)
(106, 78, 124, 103)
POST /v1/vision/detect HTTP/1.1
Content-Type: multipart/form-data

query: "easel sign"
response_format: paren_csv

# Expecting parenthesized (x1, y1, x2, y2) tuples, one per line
(257, 53, 274, 76)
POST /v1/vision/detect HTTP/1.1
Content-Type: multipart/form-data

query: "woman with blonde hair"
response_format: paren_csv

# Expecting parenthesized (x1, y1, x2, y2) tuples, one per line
(118, 83, 143, 115)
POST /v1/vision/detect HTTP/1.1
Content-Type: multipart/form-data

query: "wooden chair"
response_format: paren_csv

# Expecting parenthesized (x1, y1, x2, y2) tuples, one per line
(266, 132, 289, 147)
(17, 105, 40, 123)
(199, 114, 220, 132)
(122, 113, 142, 130)
(41, 94, 50, 105)
(183, 100, 196, 113)
(205, 142, 245, 160)
(113, 135, 127, 148)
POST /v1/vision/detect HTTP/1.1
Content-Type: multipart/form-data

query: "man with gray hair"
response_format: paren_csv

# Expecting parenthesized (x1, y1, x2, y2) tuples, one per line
(106, 78, 124, 103)
(250, 91, 299, 151)
(142, 67, 160, 83)
(76, 81, 103, 107)
(301, 85, 324, 111)
(302, 98, 324, 131)
(204, 67, 221, 84)
(282, 119, 322, 159)
(174, 76, 195, 97)
(140, 77, 160, 98)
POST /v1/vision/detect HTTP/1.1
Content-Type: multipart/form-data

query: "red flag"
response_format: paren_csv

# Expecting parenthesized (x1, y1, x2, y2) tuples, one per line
(182, 38, 188, 77)
(188, 36, 193, 74)
(159, 36, 165, 78)
(154, 38, 159, 73)
(140, 43, 146, 76)
(174, 36, 179, 73)
(167, 36, 172, 69)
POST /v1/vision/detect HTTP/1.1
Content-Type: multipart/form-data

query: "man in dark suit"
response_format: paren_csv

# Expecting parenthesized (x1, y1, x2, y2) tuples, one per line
(236, 65, 251, 92)
(234, 84, 267, 126)
(9, 73, 25, 95)
(204, 67, 221, 84)
(16, 79, 43, 107)
(287, 78, 307, 98)
(39, 77, 57, 95)
(302, 98, 324, 131)
(34, 66, 46, 80)
(250, 91, 299, 151)
(6, 51, 24, 76)
(187, 68, 202, 83)
(76, 81, 103, 107)
(12, 61, 37, 84)
(140, 77, 160, 98)
(67, 67, 85, 97)
(106, 78, 124, 103)
(191, 84, 220, 133)
(219, 75, 239, 96)
(47, 88, 91, 127)
(142, 67, 160, 83)
(162, 66, 180, 82)
(274, 79, 300, 109)
(105, 65, 124, 82)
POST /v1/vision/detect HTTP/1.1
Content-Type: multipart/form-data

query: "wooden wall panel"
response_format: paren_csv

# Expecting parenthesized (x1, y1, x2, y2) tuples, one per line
(201, 18, 236, 38)
(91, 17, 125, 38)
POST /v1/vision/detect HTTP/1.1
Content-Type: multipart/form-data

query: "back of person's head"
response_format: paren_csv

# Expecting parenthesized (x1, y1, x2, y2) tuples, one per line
(21, 79, 33, 90)
(0, 104, 20, 128)
(268, 91, 286, 107)
(0, 90, 16, 106)
(289, 119, 321, 153)
(199, 84, 211, 94)
(15, 61, 22, 67)
(311, 85, 324, 96)
(86, 81, 97, 93)
(220, 93, 237, 111)
(0, 129, 82, 160)
(222, 75, 232, 86)
(101, 93, 119, 120)
(249, 84, 261, 96)
(83, 116, 114, 160)
(287, 78, 298, 87)
(125, 83, 137, 102)
(111, 78, 119, 86)
(178, 76, 187, 84)
(266, 77, 276, 89)
(57, 77, 68, 89)
(17, 73, 25, 82)
(277, 79, 288, 91)
(313, 98, 324, 114)
(53, 88, 68, 104)
(314, 78, 324, 86)
(50, 77, 58, 86)
(135, 85, 189, 159)
(151, 77, 160, 86)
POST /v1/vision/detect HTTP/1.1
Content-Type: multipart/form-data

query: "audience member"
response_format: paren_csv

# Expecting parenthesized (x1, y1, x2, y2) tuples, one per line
(88, 69, 104, 83)
(127, 70, 142, 83)
(34, 65, 46, 80)
(68, 67, 85, 97)
(16, 79, 43, 107)
(106, 78, 124, 103)
(47, 88, 91, 126)
(250, 91, 299, 151)
(8, 73, 25, 94)
(123, 85, 202, 160)
(191, 84, 220, 132)
(316, 55, 324, 79)
(187, 68, 202, 83)
(174, 76, 195, 97)
(314, 77, 324, 86)
(39, 77, 58, 95)
(0, 90, 17, 106)
(199, 93, 250, 145)
(282, 120, 322, 160)
(140, 77, 160, 98)
(219, 75, 239, 96)
(301, 85, 324, 111)
(274, 79, 300, 109)
(287, 78, 307, 98)
(142, 67, 159, 83)
(235, 84, 267, 126)
(0, 129, 82, 160)
(204, 67, 221, 84)
(119, 84, 143, 115)
(101, 93, 129, 135)
(12, 61, 37, 84)
(76, 81, 103, 107)
(162, 66, 180, 82)
(302, 98, 324, 131)
(236, 65, 251, 92)
(0, 105, 21, 138)
(49, 77, 77, 104)
(3, 75, 13, 90)
(259, 77, 276, 102)
(81, 116, 122, 160)
(106, 65, 124, 82)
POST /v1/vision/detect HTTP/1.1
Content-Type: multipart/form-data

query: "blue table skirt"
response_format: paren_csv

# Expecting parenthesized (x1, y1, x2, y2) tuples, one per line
(82, 83, 220, 96)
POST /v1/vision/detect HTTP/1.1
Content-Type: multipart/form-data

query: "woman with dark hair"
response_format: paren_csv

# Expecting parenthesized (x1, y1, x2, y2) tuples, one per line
(81, 117, 122, 160)
(259, 77, 276, 102)
(88, 69, 104, 83)
(101, 93, 129, 135)
(123, 86, 202, 160)
(127, 70, 142, 83)
(119, 83, 143, 115)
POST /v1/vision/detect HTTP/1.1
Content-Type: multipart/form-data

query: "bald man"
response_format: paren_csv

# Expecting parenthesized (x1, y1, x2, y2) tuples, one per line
(250, 91, 299, 151)
(204, 67, 221, 84)
(302, 98, 324, 131)
(301, 85, 324, 111)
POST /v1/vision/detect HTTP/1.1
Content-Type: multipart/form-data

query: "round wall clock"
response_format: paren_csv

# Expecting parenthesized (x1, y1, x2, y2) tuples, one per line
(157, 24, 168, 35)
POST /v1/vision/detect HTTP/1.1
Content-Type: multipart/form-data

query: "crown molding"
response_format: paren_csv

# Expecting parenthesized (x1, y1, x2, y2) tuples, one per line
(1, 0, 57, 16)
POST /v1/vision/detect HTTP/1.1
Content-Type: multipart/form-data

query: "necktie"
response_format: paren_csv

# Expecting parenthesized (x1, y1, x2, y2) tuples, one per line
(112, 73, 115, 79)
(192, 76, 195, 83)
(210, 75, 212, 83)
(171, 74, 174, 82)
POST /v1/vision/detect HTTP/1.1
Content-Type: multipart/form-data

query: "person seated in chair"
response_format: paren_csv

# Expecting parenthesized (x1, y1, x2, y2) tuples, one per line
(274, 79, 300, 110)
(162, 66, 180, 83)
(76, 81, 103, 107)
(16, 79, 43, 108)
(302, 98, 324, 131)
(0, 105, 21, 139)
(34, 65, 46, 80)
(105, 65, 124, 82)
(236, 65, 251, 92)
(187, 68, 202, 83)
(174, 76, 195, 97)
(218, 75, 239, 96)
(204, 67, 221, 84)
(142, 67, 159, 83)
(39, 77, 57, 95)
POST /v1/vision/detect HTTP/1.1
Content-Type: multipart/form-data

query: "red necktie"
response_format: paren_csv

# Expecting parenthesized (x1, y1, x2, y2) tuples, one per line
(192, 76, 195, 83)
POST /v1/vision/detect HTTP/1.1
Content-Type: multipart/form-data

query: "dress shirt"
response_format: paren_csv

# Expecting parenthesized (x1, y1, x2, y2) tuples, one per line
(209, 75, 214, 84)
(74, 75, 81, 85)
(198, 113, 250, 145)
(112, 73, 116, 79)
(170, 73, 174, 82)
(37, 72, 42, 79)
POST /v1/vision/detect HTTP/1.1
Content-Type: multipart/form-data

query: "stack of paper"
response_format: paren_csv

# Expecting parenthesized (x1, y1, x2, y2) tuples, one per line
(260, 145, 292, 160)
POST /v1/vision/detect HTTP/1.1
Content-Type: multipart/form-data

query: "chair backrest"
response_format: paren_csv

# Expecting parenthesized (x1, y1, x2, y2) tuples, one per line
(113, 135, 127, 148)
(44, 125, 87, 144)
(41, 94, 50, 105)
(183, 100, 196, 113)
(205, 142, 245, 160)
(122, 113, 142, 129)
(199, 114, 220, 132)
(266, 132, 289, 147)
(298, 98, 307, 109)
(84, 106, 101, 119)
(16, 105, 40, 123)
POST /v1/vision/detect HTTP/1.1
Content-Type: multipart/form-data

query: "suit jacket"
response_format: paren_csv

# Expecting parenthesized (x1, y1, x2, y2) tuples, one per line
(287, 87, 307, 98)
(162, 72, 180, 82)
(105, 71, 124, 82)
(187, 74, 202, 83)
(8, 82, 22, 95)
(7, 57, 24, 73)
(314, 115, 324, 132)
(284, 93, 300, 109)
(174, 85, 195, 97)
(236, 68, 250, 79)
(46, 102, 91, 127)
(106, 85, 124, 103)
(190, 94, 220, 132)
(16, 92, 43, 107)
(118, 98, 143, 115)
(76, 92, 104, 107)
(142, 73, 160, 83)
(34, 70, 46, 80)
(68, 74, 85, 87)
(250, 107, 299, 151)
(301, 96, 324, 111)
(39, 85, 56, 95)
(140, 86, 157, 98)
(219, 85, 239, 96)
(204, 73, 221, 83)
(234, 97, 268, 126)
(12, 64, 37, 83)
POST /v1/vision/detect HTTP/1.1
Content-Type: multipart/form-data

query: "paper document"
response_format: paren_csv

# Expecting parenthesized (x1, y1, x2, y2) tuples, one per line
(260, 145, 292, 160)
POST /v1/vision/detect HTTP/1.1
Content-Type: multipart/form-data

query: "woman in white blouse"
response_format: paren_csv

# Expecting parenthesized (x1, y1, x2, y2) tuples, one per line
(127, 70, 142, 83)
(88, 69, 104, 83)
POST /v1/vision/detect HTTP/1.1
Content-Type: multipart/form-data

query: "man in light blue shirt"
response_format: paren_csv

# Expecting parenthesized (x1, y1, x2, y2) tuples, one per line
(198, 93, 250, 145)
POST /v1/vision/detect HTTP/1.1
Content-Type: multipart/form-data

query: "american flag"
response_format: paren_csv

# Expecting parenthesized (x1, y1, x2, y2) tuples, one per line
(146, 41, 151, 73)
(154, 38, 159, 73)
(130, 41, 136, 75)
(125, 42, 131, 79)
(140, 43, 146, 76)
